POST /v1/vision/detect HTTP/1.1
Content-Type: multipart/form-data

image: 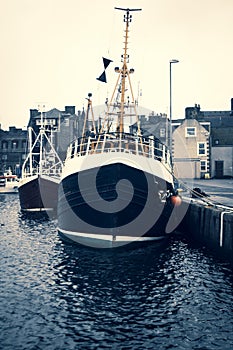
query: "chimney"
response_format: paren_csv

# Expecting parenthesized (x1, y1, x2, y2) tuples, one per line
(185, 107, 194, 119)
(65, 106, 75, 115)
(30, 109, 40, 119)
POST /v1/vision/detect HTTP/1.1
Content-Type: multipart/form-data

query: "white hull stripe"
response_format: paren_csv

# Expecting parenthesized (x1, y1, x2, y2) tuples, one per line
(21, 208, 54, 212)
(58, 227, 166, 242)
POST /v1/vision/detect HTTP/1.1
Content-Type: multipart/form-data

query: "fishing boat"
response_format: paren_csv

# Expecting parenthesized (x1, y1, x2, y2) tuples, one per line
(0, 170, 19, 194)
(18, 111, 63, 213)
(57, 7, 179, 248)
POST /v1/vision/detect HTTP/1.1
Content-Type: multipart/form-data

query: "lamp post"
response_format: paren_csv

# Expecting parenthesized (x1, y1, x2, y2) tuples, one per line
(169, 59, 179, 153)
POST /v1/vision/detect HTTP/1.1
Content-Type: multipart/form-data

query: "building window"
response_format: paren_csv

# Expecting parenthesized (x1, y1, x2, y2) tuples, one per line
(2, 154, 7, 161)
(200, 160, 207, 172)
(45, 119, 56, 126)
(12, 141, 18, 149)
(160, 128, 166, 137)
(2, 141, 7, 149)
(198, 142, 206, 155)
(63, 118, 69, 126)
(1, 141, 8, 150)
(185, 127, 196, 137)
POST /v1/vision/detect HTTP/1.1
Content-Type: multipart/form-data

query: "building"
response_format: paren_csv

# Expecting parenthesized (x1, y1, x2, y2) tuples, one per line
(28, 106, 85, 161)
(130, 112, 170, 146)
(0, 105, 85, 175)
(173, 98, 233, 178)
(172, 118, 210, 179)
(2, 99, 232, 179)
(0, 126, 27, 175)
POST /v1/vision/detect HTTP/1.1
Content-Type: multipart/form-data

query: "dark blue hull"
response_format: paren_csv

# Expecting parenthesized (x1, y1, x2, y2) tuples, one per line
(57, 163, 174, 248)
(18, 175, 59, 213)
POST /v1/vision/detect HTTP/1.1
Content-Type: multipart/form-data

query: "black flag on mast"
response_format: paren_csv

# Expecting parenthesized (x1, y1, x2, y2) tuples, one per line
(96, 57, 113, 83)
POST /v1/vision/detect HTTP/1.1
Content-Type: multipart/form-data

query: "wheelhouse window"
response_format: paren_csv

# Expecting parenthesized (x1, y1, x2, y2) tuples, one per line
(198, 142, 207, 155)
(185, 127, 196, 137)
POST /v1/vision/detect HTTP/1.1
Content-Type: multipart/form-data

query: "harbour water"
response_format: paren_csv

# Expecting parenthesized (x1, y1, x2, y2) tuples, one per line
(1, 194, 233, 350)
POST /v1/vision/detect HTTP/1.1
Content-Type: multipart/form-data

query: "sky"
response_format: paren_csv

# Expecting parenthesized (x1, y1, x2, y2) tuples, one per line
(0, 0, 233, 129)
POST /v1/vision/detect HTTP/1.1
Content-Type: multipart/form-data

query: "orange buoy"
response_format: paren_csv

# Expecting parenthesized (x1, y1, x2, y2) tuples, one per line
(170, 195, 182, 207)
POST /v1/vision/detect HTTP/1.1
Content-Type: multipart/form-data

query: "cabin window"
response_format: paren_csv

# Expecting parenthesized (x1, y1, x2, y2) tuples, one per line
(185, 127, 196, 137)
(198, 142, 206, 155)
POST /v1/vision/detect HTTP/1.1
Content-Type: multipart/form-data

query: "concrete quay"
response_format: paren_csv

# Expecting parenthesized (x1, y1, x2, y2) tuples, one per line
(182, 178, 233, 208)
(177, 179, 233, 262)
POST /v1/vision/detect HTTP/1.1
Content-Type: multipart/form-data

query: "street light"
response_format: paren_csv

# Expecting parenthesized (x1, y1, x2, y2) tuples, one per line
(169, 59, 179, 154)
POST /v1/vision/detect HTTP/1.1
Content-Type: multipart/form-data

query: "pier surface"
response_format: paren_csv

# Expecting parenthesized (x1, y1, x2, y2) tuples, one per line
(181, 178, 233, 208)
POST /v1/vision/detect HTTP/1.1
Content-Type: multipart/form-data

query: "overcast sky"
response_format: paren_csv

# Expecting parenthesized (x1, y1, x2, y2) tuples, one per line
(0, 0, 233, 129)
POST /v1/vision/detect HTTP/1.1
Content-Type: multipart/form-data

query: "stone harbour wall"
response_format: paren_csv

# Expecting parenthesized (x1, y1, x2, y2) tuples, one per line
(178, 201, 233, 262)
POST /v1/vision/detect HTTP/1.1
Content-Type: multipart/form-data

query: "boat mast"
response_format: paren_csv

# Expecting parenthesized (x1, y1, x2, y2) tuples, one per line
(114, 7, 141, 133)
(29, 127, 33, 176)
(81, 93, 96, 137)
(39, 105, 45, 175)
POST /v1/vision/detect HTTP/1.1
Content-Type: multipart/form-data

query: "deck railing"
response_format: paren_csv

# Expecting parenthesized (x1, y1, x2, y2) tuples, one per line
(22, 161, 62, 178)
(66, 132, 172, 170)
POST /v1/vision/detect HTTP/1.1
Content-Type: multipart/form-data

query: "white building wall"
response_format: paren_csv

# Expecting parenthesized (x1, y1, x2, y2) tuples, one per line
(172, 119, 210, 179)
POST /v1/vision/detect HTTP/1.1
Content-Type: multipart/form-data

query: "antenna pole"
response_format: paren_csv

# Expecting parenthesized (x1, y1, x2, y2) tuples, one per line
(114, 7, 141, 133)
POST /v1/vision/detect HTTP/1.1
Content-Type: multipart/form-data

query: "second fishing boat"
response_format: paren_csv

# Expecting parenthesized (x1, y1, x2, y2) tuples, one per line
(18, 109, 63, 214)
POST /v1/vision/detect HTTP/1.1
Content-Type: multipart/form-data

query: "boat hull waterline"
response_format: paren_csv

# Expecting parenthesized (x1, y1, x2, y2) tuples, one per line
(58, 152, 174, 248)
(18, 174, 59, 213)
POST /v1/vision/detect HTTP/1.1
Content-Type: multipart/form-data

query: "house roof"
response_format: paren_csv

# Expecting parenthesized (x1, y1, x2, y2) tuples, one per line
(211, 127, 233, 146)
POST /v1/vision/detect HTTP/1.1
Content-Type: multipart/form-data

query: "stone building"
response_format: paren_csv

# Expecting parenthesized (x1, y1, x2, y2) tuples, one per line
(130, 112, 169, 147)
(0, 105, 85, 175)
(28, 106, 85, 161)
(0, 126, 27, 175)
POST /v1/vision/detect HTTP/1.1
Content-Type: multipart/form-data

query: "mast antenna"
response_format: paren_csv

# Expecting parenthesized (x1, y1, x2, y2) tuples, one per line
(114, 7, 142, 13)
(113, 7, 142, 134)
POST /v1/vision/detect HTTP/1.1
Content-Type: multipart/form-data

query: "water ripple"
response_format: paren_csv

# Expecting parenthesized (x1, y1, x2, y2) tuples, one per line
(0, 195, 233, 349)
